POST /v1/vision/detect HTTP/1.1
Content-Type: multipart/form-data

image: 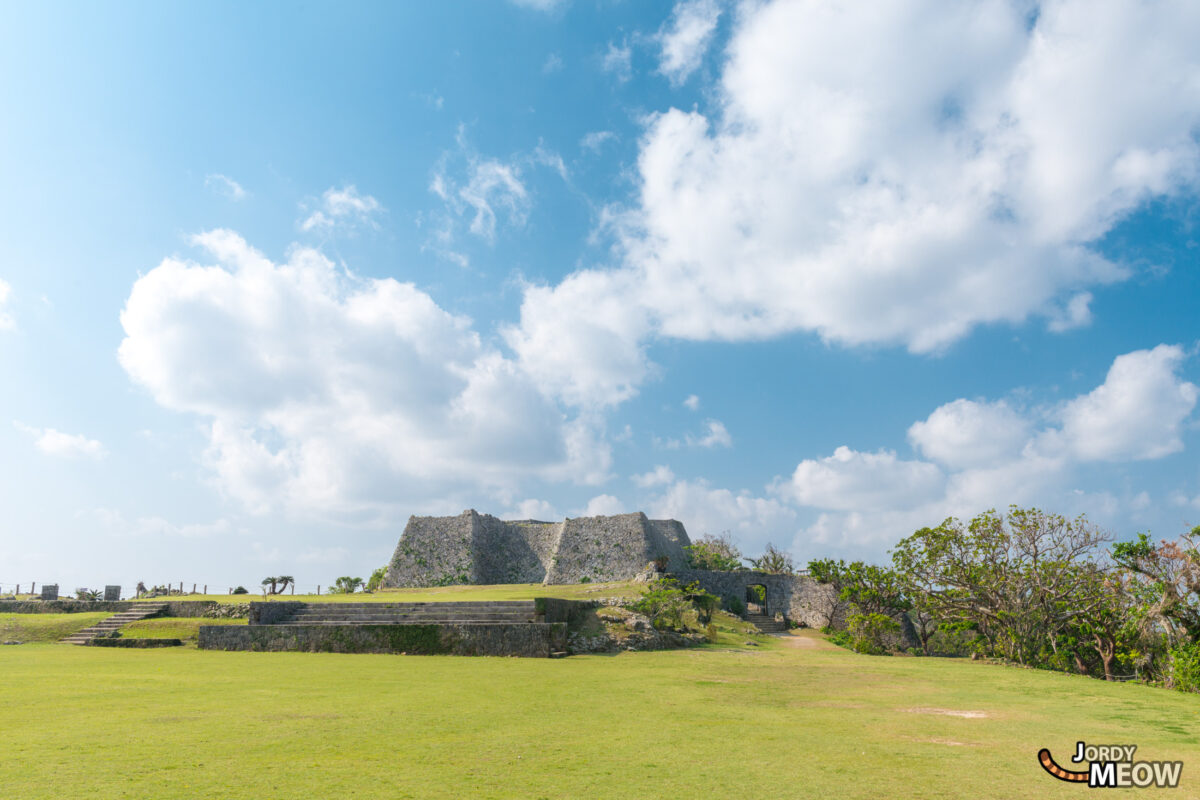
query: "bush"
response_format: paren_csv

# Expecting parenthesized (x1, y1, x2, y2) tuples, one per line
(690, 591, 719, 624)
(846, 613, 901, 655)
(631, 578, 691, 630)
(1169, 642, 1200, 693)
(724, 594, 746, 616)
(232, 586, 248, 595)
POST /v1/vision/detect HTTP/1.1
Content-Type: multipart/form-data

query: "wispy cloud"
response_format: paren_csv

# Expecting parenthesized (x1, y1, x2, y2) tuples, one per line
(205, 173, 247, 201)
(580, 130, 616, 153)
(656, 0, 722, 86)
(687, 418, 732, 448)
(602, 41, 632, 82)
(299, 185, 383, 233)
(15, 422, 106, 459)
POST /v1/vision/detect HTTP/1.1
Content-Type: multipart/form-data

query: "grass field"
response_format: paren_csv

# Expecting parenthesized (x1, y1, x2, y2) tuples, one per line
(1, 630, 1197, 798)
(0, 612, 112, 643)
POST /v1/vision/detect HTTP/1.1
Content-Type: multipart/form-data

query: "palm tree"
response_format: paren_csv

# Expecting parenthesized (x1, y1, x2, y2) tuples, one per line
(276, 576, 294, 594)
(261, 576, 278, 595)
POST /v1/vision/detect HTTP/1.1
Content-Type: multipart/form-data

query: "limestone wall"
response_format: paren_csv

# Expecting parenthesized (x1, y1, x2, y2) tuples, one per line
(198, 622, 567, 657)
(384, 510, 692, 588)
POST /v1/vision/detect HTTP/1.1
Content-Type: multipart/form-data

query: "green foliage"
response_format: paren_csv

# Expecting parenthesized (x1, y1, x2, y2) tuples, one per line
(329, 576, 364, 594)
(690, 591, 719, 625)
(231, 586, 248, 595)
(579, 576, 591, 583)
(1169, 642, 1200, 693)
(748, 543, 795, 574)
(365, 567, 387, 593)
(748, 584, 766, 604)
(74, 588, 102, 602)
(846, 613, 901, 655)
(631, 578, 692, 630)
(683, 532, 743, 571)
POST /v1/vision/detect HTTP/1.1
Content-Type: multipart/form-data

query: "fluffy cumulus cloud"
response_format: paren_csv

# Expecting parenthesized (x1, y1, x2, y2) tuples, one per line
(1055, 345, 1198, 461)
(907, 399, 1031, 469)
(657, 0, 722, 86)
(118, 230, 608, 517)
(782, 345, 1197, 551)
(646, 478, 796, 556)
(299, 185, 382, 233)
(510, 0, 1200, 405)
(687, 418, 732, 449)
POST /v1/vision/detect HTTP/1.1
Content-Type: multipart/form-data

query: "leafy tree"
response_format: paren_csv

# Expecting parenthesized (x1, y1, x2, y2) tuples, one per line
(892, 507, 1111, 665)
(1113, 528, 1200, 643)
(684, 532, 743, 571)
(276, 576, 294, 594)
(330, 576, 364, 594)
(261, 576, 279, 595)
(748, 543, 796, 574)
(365, 566, 388, 593)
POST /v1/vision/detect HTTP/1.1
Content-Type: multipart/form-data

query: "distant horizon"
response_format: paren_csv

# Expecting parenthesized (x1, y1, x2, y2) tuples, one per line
(2, 0, 1198, 590)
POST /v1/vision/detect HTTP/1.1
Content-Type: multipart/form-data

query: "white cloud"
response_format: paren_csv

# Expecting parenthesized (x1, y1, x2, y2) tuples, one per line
(647, 478, 796, 557)
(503, 270, 653, 408)
(1047, 291, 1094, 332)
(81, 508, 232, 537)
(510, 0, 1200, 403)
(205, 173, 246, 201)
(908, 399, 1032, 469)
(687, 418, 732, 448)
(657, 0, 722, 86)
(602, 41, 632, 82)
(299, 185, 382, 233)
(1055, 344, 1197, 461)
(783, 344, 1196, 550)
(118, 230, 608, 518)
(542, 53, 563, 74)
(458, 161, 529, 242)
(633, 464, 675, 488)
(15, 422, 106, 460)
(784, 446, 945, 513)
(683, 394, 700, 410)
(580, 130, 616, 153)
(505, 499, 559, 520)
(580, 494, 625, 516)
(0, 278, 13, 330)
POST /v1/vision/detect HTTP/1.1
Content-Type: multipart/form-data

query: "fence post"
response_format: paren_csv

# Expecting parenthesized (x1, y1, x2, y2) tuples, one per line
(203, 585, 207, 595)
(317, 585, 320, 596)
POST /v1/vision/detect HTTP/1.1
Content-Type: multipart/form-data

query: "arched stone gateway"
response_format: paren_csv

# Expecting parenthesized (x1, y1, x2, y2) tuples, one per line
(670, 569, 842, 628)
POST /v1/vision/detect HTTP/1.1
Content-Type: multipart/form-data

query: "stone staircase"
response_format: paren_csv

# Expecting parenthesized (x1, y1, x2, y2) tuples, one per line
(278, 601, 539, 626)
(60, 603, 168, 645)
(745, 613, 788, 634)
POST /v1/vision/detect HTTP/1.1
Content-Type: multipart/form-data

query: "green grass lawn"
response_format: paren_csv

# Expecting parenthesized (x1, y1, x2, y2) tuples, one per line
(132, 580, 647, 604)
(0, 612, 111, 643)
(1, 631, 1196, 798)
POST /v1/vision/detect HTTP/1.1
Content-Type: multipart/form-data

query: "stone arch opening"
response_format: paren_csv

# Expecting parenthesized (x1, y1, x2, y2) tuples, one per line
(745, 583, 769, 616)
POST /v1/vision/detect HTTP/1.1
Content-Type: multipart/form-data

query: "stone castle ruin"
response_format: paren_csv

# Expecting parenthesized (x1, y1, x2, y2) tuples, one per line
(384, 510, 691, 587)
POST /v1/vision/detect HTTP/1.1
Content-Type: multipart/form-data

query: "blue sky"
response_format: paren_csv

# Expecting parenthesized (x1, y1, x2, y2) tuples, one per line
(1, 0, 1198, 593)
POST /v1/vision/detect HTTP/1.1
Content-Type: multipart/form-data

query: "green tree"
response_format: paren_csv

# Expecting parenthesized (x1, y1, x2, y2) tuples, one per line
(683, 532, 743, 571)
(365, 566, 388, 593)
(748, 543, 795, 574)
(330, 576, 364, 594)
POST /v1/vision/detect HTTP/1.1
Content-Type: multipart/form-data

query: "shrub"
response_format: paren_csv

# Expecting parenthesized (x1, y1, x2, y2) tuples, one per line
(631, 578, 694, 631)
(232, 586, 248, 595)
(365, 566, 387, 593)
(580, 576, 591, 584)
(690, 590, 719, 624)
(705, 622, 719, 643)
(846, 613, 901, 655)
(1169, 642, 1200, 693)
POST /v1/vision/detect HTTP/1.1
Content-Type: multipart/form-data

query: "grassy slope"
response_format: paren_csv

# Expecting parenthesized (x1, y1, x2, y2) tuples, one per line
(131, 581, 646, 605)
(0, 632, 1196, 798)
(119, 617, 247, 645)
(0, 612, 111, 643)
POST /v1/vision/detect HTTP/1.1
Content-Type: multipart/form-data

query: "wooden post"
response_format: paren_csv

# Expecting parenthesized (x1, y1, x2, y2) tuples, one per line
(32, 582, 36, 594)
(290, 583, 294, 595)
(316, 585, 320, 595)
(192, 583, 196, 594)
(179, 581, 183, 594)
(203, 584, 207, 595)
